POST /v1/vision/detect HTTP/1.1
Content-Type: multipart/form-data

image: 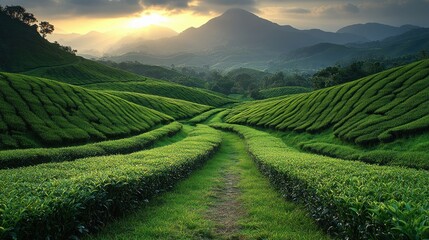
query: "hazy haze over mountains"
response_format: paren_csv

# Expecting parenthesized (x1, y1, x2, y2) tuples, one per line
(106, 9, 425, 72)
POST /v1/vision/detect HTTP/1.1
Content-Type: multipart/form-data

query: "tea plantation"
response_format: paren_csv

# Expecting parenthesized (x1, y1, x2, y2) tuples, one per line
(84, 80, 233, 107)
(0, 72, 172, 150)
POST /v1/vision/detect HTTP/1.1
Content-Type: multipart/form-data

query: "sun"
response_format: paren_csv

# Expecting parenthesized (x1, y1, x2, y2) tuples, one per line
(128, 13, 168, 28)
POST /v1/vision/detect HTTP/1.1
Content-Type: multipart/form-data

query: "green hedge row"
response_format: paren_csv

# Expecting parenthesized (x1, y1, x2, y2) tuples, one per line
(188, 108, 225, 124)
(0, 122, 182, 169)
(299, 141, 429, 170)
(0, 125, 222, 239)
(211, 123, 429, 239)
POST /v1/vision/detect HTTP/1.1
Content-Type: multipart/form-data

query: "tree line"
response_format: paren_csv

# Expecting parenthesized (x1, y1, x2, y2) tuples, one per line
(0, 5, 54, 38)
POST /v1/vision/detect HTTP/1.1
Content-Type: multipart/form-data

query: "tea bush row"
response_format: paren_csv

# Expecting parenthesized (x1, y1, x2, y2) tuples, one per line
(212, 123, 429, 239)
(0, 122, 182, 169)
(0, 125, 222, 239)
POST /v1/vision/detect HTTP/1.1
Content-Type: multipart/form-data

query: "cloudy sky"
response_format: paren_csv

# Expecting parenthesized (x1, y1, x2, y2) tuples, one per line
(1, 0, 429, 34)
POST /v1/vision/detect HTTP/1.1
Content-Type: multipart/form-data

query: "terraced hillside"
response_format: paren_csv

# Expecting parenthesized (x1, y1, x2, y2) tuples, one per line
(226, 59, 429, 146)
(106, 91, 212, 119)
(0, 72, 172, 150)
(85, 80, 233, 107)
(258, 86, 312, 99)
(22, 58, 145, 85)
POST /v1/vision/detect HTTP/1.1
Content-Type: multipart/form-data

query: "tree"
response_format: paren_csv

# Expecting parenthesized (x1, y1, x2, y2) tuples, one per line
(4, 6, 26, 20)
(22, 12, 37, 25)
(39, 21, 54, 38)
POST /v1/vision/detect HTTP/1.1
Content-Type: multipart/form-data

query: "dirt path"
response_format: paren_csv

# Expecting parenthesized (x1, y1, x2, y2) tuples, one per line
(88, 130, 329, 240)
(206, 170, 243, 238)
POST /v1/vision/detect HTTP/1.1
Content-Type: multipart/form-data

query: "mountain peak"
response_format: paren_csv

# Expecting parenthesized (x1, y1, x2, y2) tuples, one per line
(222, 8, 255, 16)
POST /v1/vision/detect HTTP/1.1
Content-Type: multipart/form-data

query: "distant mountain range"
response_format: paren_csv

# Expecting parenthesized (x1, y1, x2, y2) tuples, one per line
(105, 9, 425, 72)
(337, 23, 420, 41)
(269, 28, 429, 71)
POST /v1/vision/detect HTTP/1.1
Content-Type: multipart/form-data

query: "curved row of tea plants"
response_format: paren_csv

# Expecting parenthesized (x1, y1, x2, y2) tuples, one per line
(0, 72, 172, 150)
(85, 79, 233, 107)
(0, 125, 222, 240)
(22, 58, 145, 85)
(226, 59, 429, 146)
(211, 123, 429, 239)
(188, 108, 225, 124)
(106, 91, 212, 120)
(299, 140, 429, 170)
(0, 122, 182, 169)
(258, 86, 312, 99)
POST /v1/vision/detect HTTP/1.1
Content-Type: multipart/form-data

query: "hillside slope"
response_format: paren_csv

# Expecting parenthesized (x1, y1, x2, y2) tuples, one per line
(0, 72, 172, 150)
(0, 11, 77, 72)
(85, 79, 234, 107)
(22, 58, 145, 85)
(106, 91, 212, 119)
(226, 59, 429, 146)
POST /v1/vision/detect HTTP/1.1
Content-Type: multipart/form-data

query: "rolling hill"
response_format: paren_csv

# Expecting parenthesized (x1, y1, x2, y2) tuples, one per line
(226, 59, 429, 146)
(85, 79, 233, 107)
(0, 72, 172, 150)
(106, 91, 212, 119)
(0, 11, 77, 72)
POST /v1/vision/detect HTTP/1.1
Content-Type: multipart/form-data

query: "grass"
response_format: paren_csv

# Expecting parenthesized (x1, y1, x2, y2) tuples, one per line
(0, 72, 172, 150)
(88, 130, 328, 240)
(212, 123, 429, 239)
(0, 125, 222, 239)
(0, 122, 182, 169)
(84, 79, 234, 107)
(106, 90, 212, 120)
(258, 86, 312, 99)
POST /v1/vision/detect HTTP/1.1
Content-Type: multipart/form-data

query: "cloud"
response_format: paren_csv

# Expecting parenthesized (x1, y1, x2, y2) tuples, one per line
(313, 3, 360, 16)
(0, 0, 194, 17)
(283, 7, 311, 14)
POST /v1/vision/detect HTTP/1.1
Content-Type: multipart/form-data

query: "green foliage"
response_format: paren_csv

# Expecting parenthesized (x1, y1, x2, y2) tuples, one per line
(257, 86, 312, 99)
(85, 79, 233, 107)
(0, 125, 222, 239)
(226, 60, 429, 146)
(0, 122, 182, 169)
(212, 123, 429, 239)
(106, 91, 212, 120)
(188, 108, 225, 124)
(312, 61, 385, 89)
(0, 72, 172, 150)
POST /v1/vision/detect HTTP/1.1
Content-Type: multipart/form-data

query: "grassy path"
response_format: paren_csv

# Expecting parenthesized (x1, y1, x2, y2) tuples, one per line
(87, 130, 328, 240)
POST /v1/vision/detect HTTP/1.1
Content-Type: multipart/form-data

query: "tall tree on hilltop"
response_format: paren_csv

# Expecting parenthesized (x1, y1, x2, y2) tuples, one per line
(39, 21, 54, 38)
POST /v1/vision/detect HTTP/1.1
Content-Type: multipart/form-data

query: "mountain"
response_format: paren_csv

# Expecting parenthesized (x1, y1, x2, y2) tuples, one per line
(110, 9, 366, 70)
(270, 28, 429, 71)
(337, 23, 421, 41)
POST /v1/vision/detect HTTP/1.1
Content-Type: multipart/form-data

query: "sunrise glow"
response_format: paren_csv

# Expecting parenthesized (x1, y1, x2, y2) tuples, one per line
(128, 13, 168, 29)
